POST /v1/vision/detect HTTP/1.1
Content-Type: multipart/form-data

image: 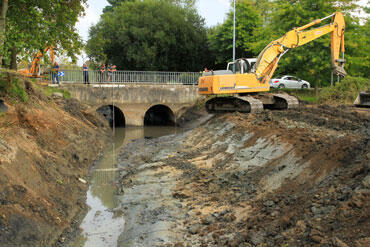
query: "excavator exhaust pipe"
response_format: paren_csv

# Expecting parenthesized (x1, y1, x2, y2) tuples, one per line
(354, 92, 370, 107)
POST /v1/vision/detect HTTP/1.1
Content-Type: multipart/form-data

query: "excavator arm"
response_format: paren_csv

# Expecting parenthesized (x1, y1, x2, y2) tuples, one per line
(255, 12, 346, 84)
(19, 46, 55, 77)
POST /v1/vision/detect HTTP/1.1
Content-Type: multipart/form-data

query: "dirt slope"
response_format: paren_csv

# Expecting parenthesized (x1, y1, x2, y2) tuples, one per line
(0, 79, 109, 247)
(116, 105, 369, 247)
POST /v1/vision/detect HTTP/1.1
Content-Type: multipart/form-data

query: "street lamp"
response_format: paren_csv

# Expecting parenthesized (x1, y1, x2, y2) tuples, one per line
(233, 0, 236, 71)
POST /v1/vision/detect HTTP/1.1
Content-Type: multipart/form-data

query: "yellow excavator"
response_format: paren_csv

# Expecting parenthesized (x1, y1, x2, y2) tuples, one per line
(199, 12, 346, 113)
(19, 46, 55, 78)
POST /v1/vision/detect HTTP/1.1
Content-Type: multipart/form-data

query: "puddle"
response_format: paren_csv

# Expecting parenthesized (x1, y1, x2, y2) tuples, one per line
(72, 126, 181, 247)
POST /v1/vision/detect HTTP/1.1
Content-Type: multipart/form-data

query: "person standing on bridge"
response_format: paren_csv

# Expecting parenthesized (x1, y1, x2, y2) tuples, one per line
(107, 64, 112, 82)
(99, 64, 105, 83)
(51, 61, 60, 85)
(83, 63, 89, 84)
(112, 64, 117, 82)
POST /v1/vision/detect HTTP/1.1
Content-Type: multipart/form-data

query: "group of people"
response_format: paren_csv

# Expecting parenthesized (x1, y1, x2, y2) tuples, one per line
(51, 62, 118, 85)
(98, 64, 117, 83)
(82, 63, 117, 84)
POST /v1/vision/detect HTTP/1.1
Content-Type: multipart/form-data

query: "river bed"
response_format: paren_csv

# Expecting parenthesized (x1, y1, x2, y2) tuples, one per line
(72, 126, 182, 247)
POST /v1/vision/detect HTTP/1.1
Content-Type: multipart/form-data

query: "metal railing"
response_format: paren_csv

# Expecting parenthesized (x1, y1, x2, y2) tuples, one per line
(49, 70, 200, 85)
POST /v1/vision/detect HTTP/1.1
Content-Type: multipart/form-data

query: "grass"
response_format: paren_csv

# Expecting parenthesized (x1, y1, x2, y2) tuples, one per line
(318, 76, 370, 104)
(0, 71, 29, 103)
(38, 84, 71, 99)
(0, 70, 72, 105)
(270, 88, 319, 103)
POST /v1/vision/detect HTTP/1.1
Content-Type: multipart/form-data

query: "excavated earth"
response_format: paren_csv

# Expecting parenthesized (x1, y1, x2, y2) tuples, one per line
(0, 78, 109, 247)
(116, 105, 369, 247)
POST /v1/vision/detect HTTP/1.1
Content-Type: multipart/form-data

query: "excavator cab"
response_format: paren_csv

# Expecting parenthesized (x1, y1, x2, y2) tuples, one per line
(227, 58, 257, 74)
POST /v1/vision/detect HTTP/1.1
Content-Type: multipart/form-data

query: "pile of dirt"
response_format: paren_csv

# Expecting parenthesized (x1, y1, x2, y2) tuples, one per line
(116, 104, 369, 246)
(0, 76, 109, 247)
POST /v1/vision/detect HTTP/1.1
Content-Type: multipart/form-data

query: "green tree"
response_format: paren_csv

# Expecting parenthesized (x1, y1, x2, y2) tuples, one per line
(208, 0, 263, 69)
(1, 0, 86, 70)
(103, 0, 135, 13)
(344, 7, 369, 78)
(86, 0, 210, 71)
(0, 0, 8, 68)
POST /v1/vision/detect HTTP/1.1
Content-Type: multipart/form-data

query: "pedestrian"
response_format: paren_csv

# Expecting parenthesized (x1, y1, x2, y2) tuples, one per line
(83, 63, 89, 84)
(112, 64, 117, 82)
(52, 61, 60, 85)
(107, 64, 112, 82)
(99, 64, 105, 83)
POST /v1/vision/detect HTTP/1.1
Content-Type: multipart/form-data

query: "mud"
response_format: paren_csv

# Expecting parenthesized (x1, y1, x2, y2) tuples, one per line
(0, 78, 109, 247)
(116, 105, 369, 246)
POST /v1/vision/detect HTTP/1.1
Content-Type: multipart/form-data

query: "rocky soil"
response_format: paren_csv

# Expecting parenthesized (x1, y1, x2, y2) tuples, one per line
(0, 77, 109, 247)
(116, 105, 369, 247)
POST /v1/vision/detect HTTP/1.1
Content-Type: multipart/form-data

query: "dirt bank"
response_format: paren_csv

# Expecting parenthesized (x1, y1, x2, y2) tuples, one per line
(116, 104, 369, 246)
(0, 77, 109, 247)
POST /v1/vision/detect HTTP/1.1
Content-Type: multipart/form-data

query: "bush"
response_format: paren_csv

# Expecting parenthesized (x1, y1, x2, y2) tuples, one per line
(318, 76, 370, 104)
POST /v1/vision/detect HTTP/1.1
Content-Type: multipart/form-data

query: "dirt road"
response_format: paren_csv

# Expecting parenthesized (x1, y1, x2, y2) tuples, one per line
(116, 105, 369, 247)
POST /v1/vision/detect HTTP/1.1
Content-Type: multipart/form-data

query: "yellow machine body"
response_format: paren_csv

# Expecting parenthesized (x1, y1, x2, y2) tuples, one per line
(199, 73, 270, 95)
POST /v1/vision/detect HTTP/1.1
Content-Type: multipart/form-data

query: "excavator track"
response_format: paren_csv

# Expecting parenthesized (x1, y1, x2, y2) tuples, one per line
(206, 96, 263, 114)
(205, 94, 299, 114)
(272, 94, 299, 109)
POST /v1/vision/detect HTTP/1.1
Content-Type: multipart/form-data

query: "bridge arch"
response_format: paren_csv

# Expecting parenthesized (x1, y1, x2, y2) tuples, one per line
(144, 104, 175, 126)
(96, 105, 126, 127)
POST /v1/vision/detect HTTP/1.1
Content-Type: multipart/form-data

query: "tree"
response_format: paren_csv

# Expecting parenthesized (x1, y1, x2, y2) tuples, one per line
(86, 0, 210, 71)
(103, 0, 196, 13)
(1, 0, 86, 70)
(208, 0, 263, 69)
(103, 0, 135, 13)
(0, 0, 8, 68)
(344, 7, 369, 78)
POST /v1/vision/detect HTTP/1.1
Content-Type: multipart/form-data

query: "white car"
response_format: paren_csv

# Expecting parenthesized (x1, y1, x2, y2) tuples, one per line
(269, 75, 310, 89)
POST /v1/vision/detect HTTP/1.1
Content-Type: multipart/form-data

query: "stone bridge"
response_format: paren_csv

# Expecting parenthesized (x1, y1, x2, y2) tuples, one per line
(62, 83, 200, 126)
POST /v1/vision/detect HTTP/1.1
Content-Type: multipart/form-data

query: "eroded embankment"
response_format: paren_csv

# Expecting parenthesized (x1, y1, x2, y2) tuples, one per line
(0, 78, 109, 247)
(116, 105, 369, 247)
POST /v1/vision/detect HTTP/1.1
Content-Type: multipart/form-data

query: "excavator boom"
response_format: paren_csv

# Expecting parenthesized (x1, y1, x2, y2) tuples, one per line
(20, 46, 55, 78)
(198, 12, 346, 113)
(255, 12, 346, 84)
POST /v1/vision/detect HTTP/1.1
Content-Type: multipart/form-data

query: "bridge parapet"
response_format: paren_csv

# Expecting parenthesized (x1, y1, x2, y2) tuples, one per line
(53, 70, 200, 85)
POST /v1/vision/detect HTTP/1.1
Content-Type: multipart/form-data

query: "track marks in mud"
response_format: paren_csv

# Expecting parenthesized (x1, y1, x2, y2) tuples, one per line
(116, 106, 369, 246)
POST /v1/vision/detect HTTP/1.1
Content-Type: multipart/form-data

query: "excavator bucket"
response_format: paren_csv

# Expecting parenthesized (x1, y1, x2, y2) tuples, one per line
(354, 92, 370, 107)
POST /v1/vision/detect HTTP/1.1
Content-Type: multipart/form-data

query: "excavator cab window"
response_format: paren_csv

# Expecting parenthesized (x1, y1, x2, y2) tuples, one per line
(228, 63, 235, 72)
(242, 60, 253, 74)
(235, 61, 241, 74)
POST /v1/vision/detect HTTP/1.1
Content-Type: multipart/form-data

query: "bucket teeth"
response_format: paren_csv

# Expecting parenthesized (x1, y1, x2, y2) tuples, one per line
(333, 65, 347, 77)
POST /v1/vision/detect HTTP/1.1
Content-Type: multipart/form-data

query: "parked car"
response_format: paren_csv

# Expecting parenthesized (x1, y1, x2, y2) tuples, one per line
(269, 75, 310, 89)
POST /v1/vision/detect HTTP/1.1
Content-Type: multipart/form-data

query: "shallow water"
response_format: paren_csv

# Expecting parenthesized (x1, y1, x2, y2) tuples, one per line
(72, 126, 182, 247)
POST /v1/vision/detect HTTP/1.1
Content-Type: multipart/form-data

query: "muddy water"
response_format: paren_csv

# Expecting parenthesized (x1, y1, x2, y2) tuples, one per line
(72, 126, 182, 247)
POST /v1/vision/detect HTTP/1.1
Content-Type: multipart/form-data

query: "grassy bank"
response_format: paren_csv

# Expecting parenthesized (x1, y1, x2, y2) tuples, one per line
(272, 76, 370, 105)
(0, 70, 70, 103)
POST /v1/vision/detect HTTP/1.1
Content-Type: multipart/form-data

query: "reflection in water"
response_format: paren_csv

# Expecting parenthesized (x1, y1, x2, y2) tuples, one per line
(73, 126, 181, 247)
